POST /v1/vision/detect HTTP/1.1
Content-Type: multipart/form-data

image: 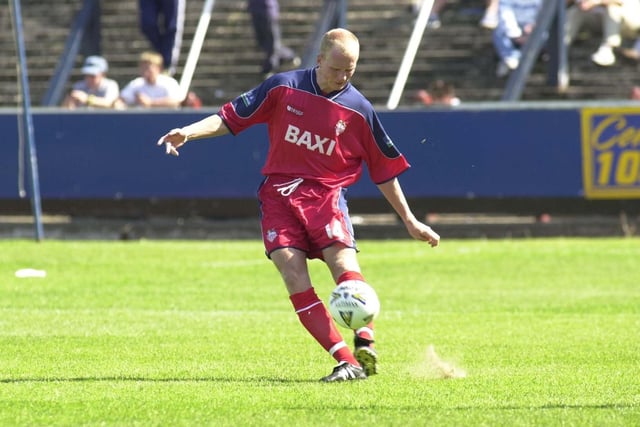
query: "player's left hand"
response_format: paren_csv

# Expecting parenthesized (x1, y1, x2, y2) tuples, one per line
(157, 128, 187, 156)
(405, 219, 440, 247)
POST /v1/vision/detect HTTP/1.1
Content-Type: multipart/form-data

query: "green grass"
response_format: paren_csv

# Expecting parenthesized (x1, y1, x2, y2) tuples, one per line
(0, 238, 639, 426)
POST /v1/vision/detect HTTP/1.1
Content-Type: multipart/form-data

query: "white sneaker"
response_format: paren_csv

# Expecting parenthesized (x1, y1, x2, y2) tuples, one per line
(591, 46, 615, 66)
(427, 14, 441, 29)
(504, 57, 519, 70)
(496, 57, 519, 77)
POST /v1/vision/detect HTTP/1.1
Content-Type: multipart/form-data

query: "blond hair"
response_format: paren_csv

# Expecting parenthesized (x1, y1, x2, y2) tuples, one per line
(319, 28, 360, 59)
(139, 51, 163, 67)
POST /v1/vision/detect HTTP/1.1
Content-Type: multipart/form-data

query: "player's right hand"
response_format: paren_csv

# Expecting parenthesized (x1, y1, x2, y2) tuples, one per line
(157, 128, 187, 157)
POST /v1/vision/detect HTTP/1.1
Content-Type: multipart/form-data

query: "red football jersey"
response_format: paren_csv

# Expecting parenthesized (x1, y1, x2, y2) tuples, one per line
(218, 67, 410, 188)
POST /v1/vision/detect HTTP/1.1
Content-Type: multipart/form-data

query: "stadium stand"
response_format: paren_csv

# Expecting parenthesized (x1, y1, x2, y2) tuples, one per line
(1, 0, 640, 108)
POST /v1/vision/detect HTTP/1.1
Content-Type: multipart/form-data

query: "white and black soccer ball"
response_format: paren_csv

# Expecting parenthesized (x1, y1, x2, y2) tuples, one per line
(328, 280, 380, 329)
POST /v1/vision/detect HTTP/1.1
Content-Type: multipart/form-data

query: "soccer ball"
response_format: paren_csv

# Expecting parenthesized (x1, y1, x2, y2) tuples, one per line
(328, 280, 380, 329)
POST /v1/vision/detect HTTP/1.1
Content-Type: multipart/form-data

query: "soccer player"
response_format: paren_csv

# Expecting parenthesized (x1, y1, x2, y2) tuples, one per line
(156, 28, 440, 382)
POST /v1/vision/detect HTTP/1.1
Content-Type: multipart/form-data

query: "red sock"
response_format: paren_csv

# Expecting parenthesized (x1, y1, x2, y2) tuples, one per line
(337, 271, 365, 283)
(355, 323, 375, 343)
(290, 287, 358, 365)
(336, 271, 375, 344)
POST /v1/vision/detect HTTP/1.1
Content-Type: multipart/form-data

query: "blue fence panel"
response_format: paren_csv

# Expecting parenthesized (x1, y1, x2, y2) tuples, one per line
(0, 107, 585, 199)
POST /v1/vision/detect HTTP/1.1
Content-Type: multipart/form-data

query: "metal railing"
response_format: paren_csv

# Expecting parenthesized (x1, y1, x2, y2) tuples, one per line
(41, 0, 101, 107)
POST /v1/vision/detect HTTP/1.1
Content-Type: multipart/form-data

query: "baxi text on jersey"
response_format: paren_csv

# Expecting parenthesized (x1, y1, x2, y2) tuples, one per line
(284, 124, 337, 156)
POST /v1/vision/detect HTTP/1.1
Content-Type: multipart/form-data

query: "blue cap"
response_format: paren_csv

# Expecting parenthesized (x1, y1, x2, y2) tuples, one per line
(81, 56, 108, 75)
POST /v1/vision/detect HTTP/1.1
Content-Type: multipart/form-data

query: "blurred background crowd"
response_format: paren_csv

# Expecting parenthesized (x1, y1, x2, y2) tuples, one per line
(2, 0, 640, 110)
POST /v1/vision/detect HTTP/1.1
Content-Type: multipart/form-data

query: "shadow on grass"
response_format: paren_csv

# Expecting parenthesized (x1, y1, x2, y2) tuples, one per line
(0, 376, 320, 384)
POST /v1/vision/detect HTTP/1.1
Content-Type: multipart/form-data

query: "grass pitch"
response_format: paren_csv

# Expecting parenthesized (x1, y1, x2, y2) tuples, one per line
(1, 238, 639, 426)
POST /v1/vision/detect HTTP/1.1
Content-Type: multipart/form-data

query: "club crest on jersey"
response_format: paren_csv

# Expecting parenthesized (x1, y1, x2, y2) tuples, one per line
(335, 120, 347, 136)
(266, 229, 277, 242)
(284, 124, 337, 156)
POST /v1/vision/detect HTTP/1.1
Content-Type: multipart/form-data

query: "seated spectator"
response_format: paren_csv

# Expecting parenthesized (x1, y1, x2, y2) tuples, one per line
(411, 0, 499, 30)
(565, 0, 640, 66)
(62, 56, 119, 109)
(414, 80, 461, 106)
(493, 0, 544, 77)
(114, 51, 183, 109)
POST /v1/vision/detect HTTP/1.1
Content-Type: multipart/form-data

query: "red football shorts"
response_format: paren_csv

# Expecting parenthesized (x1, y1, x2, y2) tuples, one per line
(257, 175, 357, 260)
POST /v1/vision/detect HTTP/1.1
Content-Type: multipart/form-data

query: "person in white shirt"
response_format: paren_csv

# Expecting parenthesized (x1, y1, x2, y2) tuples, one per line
(565, 0, 640, 66)
(114, 51, 183, 109)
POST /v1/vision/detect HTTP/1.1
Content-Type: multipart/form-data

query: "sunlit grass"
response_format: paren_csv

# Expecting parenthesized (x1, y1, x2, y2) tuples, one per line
(0, 238, 638, 426)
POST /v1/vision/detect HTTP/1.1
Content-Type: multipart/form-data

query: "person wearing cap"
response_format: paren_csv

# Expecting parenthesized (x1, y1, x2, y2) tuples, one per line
(62, 56, 120, 109)
(114, 51, 183, 109)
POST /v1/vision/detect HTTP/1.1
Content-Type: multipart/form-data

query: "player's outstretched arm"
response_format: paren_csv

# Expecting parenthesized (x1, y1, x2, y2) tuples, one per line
(156, 114, 230, 156)
(377, 178, 440, 247)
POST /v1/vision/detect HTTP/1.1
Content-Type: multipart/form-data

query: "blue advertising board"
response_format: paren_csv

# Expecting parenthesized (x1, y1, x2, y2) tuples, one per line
(0, 106, 638, 200)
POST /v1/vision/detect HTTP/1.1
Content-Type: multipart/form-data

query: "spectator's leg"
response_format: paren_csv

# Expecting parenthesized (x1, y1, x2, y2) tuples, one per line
(427, 0, 447, 29)
(139, 0, 162, 52)
(563, 5, 589, 46)
(493, 26, 520, 73)
(249, 8, 276, 75)
(480, 0, 499, 29)
(591, 3, 624, 65)
(271, 13, 297, 67)
(158, 0, 185, 75)
(602, 3, 623, 48)
(81, 0, 101, 56)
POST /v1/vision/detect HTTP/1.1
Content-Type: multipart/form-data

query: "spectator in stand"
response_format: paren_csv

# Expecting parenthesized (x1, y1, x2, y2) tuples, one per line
(493, 0, 544, 77)
(410, 0, 500, 30)
(247, 0, 300, 78)
(138, 0, 186, 76)
(62, 56, 119, 109)
(414, 80, 461, 106)
(114, 51, 183, 109)
(565, 0, 640, 66)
